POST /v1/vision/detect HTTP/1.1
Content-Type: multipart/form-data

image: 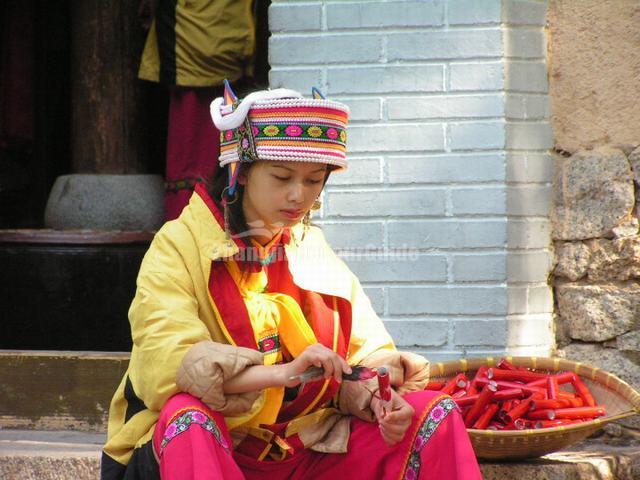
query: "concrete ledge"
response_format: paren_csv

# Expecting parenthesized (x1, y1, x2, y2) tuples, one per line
(1, 430, 639, 480)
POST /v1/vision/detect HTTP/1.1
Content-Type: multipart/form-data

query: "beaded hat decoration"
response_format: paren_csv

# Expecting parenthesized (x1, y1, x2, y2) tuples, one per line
(210, 81, 350, 196)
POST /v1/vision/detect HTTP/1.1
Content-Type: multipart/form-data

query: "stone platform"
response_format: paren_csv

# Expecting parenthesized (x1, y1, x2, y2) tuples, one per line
(1, 430, 639, 480)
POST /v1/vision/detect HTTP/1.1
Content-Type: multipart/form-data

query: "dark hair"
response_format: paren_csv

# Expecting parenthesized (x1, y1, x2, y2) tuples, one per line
(205, 163, 253, 241)
(206, 163, 333, 236)
(204, 162, 332, 271)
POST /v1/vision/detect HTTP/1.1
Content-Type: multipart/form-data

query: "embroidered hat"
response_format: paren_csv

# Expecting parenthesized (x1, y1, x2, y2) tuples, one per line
(210, 81, 349, 195)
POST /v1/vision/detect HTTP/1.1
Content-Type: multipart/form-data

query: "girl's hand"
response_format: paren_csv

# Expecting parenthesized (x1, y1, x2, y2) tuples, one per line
(371, 390, 415, 446)
(281, 343, 351, 388)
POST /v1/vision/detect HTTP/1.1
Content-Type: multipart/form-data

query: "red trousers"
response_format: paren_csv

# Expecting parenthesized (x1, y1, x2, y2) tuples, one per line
(152, 392, 482, 480)
(165, 88, 220, 221)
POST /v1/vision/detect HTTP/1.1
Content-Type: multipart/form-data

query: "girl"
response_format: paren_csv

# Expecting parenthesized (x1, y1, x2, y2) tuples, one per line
(101, 85, 482, 480)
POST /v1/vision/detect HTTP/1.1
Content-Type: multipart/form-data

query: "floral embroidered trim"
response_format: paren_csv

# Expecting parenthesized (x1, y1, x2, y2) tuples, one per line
(160, 409, 229, 453)
(402, 397, 458, 480)
(258, 333, 281, 354)
(221, 124, 346, 146)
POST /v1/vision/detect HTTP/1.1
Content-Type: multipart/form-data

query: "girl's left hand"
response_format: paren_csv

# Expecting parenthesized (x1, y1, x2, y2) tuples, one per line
(371, 390, 415, 446)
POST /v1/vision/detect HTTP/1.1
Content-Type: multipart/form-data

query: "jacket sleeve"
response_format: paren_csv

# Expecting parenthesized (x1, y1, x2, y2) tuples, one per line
(127, 228, 263, 413)
(337, 272, 430, 421)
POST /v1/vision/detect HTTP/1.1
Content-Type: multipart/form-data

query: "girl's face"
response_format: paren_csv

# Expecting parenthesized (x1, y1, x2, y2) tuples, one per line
(239, 161, 328, 244)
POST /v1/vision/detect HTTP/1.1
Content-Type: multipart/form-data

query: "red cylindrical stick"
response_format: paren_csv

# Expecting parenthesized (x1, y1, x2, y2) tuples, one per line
(552, 406, 605, 419)
(503, 396, 536, 423)
(454, 387, 524, 407)
(377, 367, 392, 402)
(535, 419, 584, 428)
(531, 398, 571, 410)
(571, 376, 596, 407)
(441, 373, 468, 395)
(472, 403, 500, 430)
(464, 383, 497, 427)
(425, 381, 445, 391)
(476, 377, 546, 396)
(527, 409, 557, 420)
(527, 371, 575, 387)
(504, 418, 533, 430)
(487, 367, 547, 382)
(557, 392, 584, 408)
(497, 358, 518, 371)
(547, 376, 559, 400)
(452, 389, 467, 398)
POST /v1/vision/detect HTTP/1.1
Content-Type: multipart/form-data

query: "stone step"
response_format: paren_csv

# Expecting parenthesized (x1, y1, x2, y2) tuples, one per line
(0, 350, 129, 432)
(0, 430, 638, 480)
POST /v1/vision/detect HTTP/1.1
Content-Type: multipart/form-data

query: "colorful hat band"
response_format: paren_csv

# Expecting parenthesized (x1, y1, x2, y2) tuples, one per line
(219, 101, 348, 170)
(211, 88, 349, 172)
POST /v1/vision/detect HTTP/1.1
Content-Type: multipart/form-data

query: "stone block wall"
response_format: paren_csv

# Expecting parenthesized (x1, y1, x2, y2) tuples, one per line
(552, 145, 640, 392)
(270, 0, 554, 360)
(547, 0, 640, 396)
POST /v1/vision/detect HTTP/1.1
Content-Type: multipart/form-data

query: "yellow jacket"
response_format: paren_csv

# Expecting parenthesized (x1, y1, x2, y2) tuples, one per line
(103, 187, 429, 467)
(139, 0, 255, 86)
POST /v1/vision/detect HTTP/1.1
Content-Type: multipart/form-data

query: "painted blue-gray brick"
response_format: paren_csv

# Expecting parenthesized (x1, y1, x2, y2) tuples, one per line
(507, 251, 553, 283)
(450, 121, 505, 150)
(507, 315, 554, 347)
(387, 30, 502, 61)
(335, 98, 382, 122)
(503, 0, 548, 26)
(387, 153, 506, 184)
(508, 219, 551, 249)
(451, 187, 506, 215)
(505, 28, 546, 59)
(269, 4, 322, 32)
(327, 189, 446, 217)
(388, 286, 507, 315)
(363, 287, 385, 315)
(505, 94, 551, 120)
(454, 319, 507, 346)
(451, 254, 507, 282)
(329, 157, 381, 186)
(327, 1, 444, 29)
(447, 0, 501, 25)
(506, 122, 553, 150)
(387, 94, 503, 120)
(388, 220, 507, 249)
(528, 286, 554, 314)
(506, 152, 553, 182)
(340, 253, 447, 282)
(505, 61, 548, 93)
(315, 221, 384, 249)
(450, 62, 504, 91)
(349, 124, 444, 153)
(383, 320, 449, 347)
(269, 69, 323, 93)
(270, 34, 382, 65)
(327, 65, 444, 95)
(507, 185, 552, 216)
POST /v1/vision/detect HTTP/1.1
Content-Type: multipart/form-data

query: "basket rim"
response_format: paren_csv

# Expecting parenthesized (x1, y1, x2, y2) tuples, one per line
(428, 355, 640, 436)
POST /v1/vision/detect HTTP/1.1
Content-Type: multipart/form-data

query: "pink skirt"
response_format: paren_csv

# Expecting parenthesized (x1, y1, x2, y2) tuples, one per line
(152, 391, 482, 480)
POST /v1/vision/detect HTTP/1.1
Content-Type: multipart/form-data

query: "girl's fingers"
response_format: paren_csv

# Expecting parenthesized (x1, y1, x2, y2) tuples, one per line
(320, 356, 335, 379)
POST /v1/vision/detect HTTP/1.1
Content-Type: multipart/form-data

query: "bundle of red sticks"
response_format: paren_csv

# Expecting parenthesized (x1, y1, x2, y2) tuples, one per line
(426, 358, 606, 430)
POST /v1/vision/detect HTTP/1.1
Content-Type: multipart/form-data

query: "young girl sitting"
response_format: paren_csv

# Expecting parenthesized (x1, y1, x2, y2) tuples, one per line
(101, 84, 482, 480)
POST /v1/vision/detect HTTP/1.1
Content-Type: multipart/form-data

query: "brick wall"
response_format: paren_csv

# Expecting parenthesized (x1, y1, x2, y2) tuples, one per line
(269, 0, 553, 360)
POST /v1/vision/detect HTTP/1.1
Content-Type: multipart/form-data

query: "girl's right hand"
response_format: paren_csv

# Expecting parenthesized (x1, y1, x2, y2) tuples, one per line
(281, 343, 351, 388)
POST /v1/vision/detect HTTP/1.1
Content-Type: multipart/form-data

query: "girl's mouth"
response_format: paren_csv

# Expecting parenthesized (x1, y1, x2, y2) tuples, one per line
(281, 209, 303, 219)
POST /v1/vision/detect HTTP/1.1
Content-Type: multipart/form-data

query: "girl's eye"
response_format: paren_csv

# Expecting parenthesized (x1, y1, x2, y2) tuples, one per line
(307, 179, 322, 185)
(273, 176, 290, 181)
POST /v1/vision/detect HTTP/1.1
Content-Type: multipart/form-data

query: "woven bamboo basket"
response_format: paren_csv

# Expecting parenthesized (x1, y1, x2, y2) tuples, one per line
(428, 356, 640, 460)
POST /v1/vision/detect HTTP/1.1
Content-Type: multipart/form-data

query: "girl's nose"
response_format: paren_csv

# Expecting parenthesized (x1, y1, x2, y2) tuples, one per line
(287, 182, 304, 203)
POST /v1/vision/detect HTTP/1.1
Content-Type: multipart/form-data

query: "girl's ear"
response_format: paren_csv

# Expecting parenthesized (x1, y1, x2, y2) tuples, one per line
(237, 169, 248, 186)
